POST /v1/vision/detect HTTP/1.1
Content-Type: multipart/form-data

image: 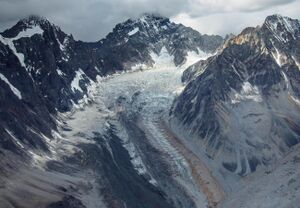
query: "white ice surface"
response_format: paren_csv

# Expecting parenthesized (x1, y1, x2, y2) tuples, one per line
(61, 49, 210, 172)
(23, 50, 211, 206)
(149, 46, 176, 69)
(140, 46, 211, 72)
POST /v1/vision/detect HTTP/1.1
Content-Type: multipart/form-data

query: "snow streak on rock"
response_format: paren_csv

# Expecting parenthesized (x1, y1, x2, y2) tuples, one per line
(0, 25, 44, 69)
(0, 73, 22, 99)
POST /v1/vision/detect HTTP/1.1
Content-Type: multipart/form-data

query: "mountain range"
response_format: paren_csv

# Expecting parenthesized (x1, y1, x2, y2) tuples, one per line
(0, 14, 223, 156)
(0, 13, 299, 208)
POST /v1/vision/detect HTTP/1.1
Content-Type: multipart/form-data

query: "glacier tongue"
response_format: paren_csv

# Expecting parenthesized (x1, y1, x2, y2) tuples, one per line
(40, 51, 214, 208)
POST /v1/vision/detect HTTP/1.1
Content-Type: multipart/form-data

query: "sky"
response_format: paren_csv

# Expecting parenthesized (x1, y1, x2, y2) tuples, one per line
(0, 0, 299, 41)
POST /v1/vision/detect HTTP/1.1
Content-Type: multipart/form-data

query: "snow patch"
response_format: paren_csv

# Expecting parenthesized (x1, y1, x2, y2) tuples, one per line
(54, 32, 70, 61)
(0, 73, 22, 99)
(71, 69, 85, 93)
(162, 25, 168, 30)
(180, 49, 211, 70)
(5, 129, 24, 149)
(130, 47, 211, 72)
(131, 63, 148, 71)
(56, 68, 65, 76)
(0, 25, 43, 69)
(15, 25, 44, 39)
(292, 56, 300, 70)
(128, 27, 139, 36)
(139, 16, 150, 28)
(94, 66, 100, 72)
(281, 71, 300, 106)
(232, 81, 262, 104)
(291, 95, 300, 106)
(282, 71, 290, 90)
(150, 47, 175, 69)
(118, 125, 154, 180)
(271, 46, 288, 67)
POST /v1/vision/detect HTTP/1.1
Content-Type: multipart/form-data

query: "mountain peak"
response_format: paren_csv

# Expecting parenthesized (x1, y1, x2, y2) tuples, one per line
(20, 15, 50, 27)
(127, 13, 170, 28)
(106, 13, 172, 41)
(262, 13, 300, 43)
(1, 15, 61, 38)
(265, 13, 284, 20)
(264, 14, 289, 26)
(263, 14, 298, 28)
(134, 13, 167, 21)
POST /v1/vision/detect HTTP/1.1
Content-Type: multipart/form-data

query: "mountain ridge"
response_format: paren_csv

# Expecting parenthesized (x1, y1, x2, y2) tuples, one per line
(170, 14, 300, 180)
(1, 13, 298, 208)
(0, 12, 224, 166)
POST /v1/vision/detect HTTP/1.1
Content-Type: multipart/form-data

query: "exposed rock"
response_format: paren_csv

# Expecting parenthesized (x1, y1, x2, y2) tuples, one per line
(170, 14, 300, 178)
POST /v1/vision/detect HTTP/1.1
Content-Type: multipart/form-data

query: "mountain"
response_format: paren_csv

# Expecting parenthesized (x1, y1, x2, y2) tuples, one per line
(0, 15, 102, 161)
(100, 14, 223, 69)
(0, 14, 223, 155)
(0, 14, 224, 208)
(1, 12, 300, 208)
(1, 15, 103, 112)
(170, 14, 300, 183)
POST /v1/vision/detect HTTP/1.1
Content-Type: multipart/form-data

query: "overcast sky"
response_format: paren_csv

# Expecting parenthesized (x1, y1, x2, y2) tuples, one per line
(0, 0, 300, 41)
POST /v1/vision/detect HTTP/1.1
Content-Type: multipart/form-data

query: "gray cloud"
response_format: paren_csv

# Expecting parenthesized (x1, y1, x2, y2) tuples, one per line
(172, 0, 300, 36)
(0, 0, 299, 41)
